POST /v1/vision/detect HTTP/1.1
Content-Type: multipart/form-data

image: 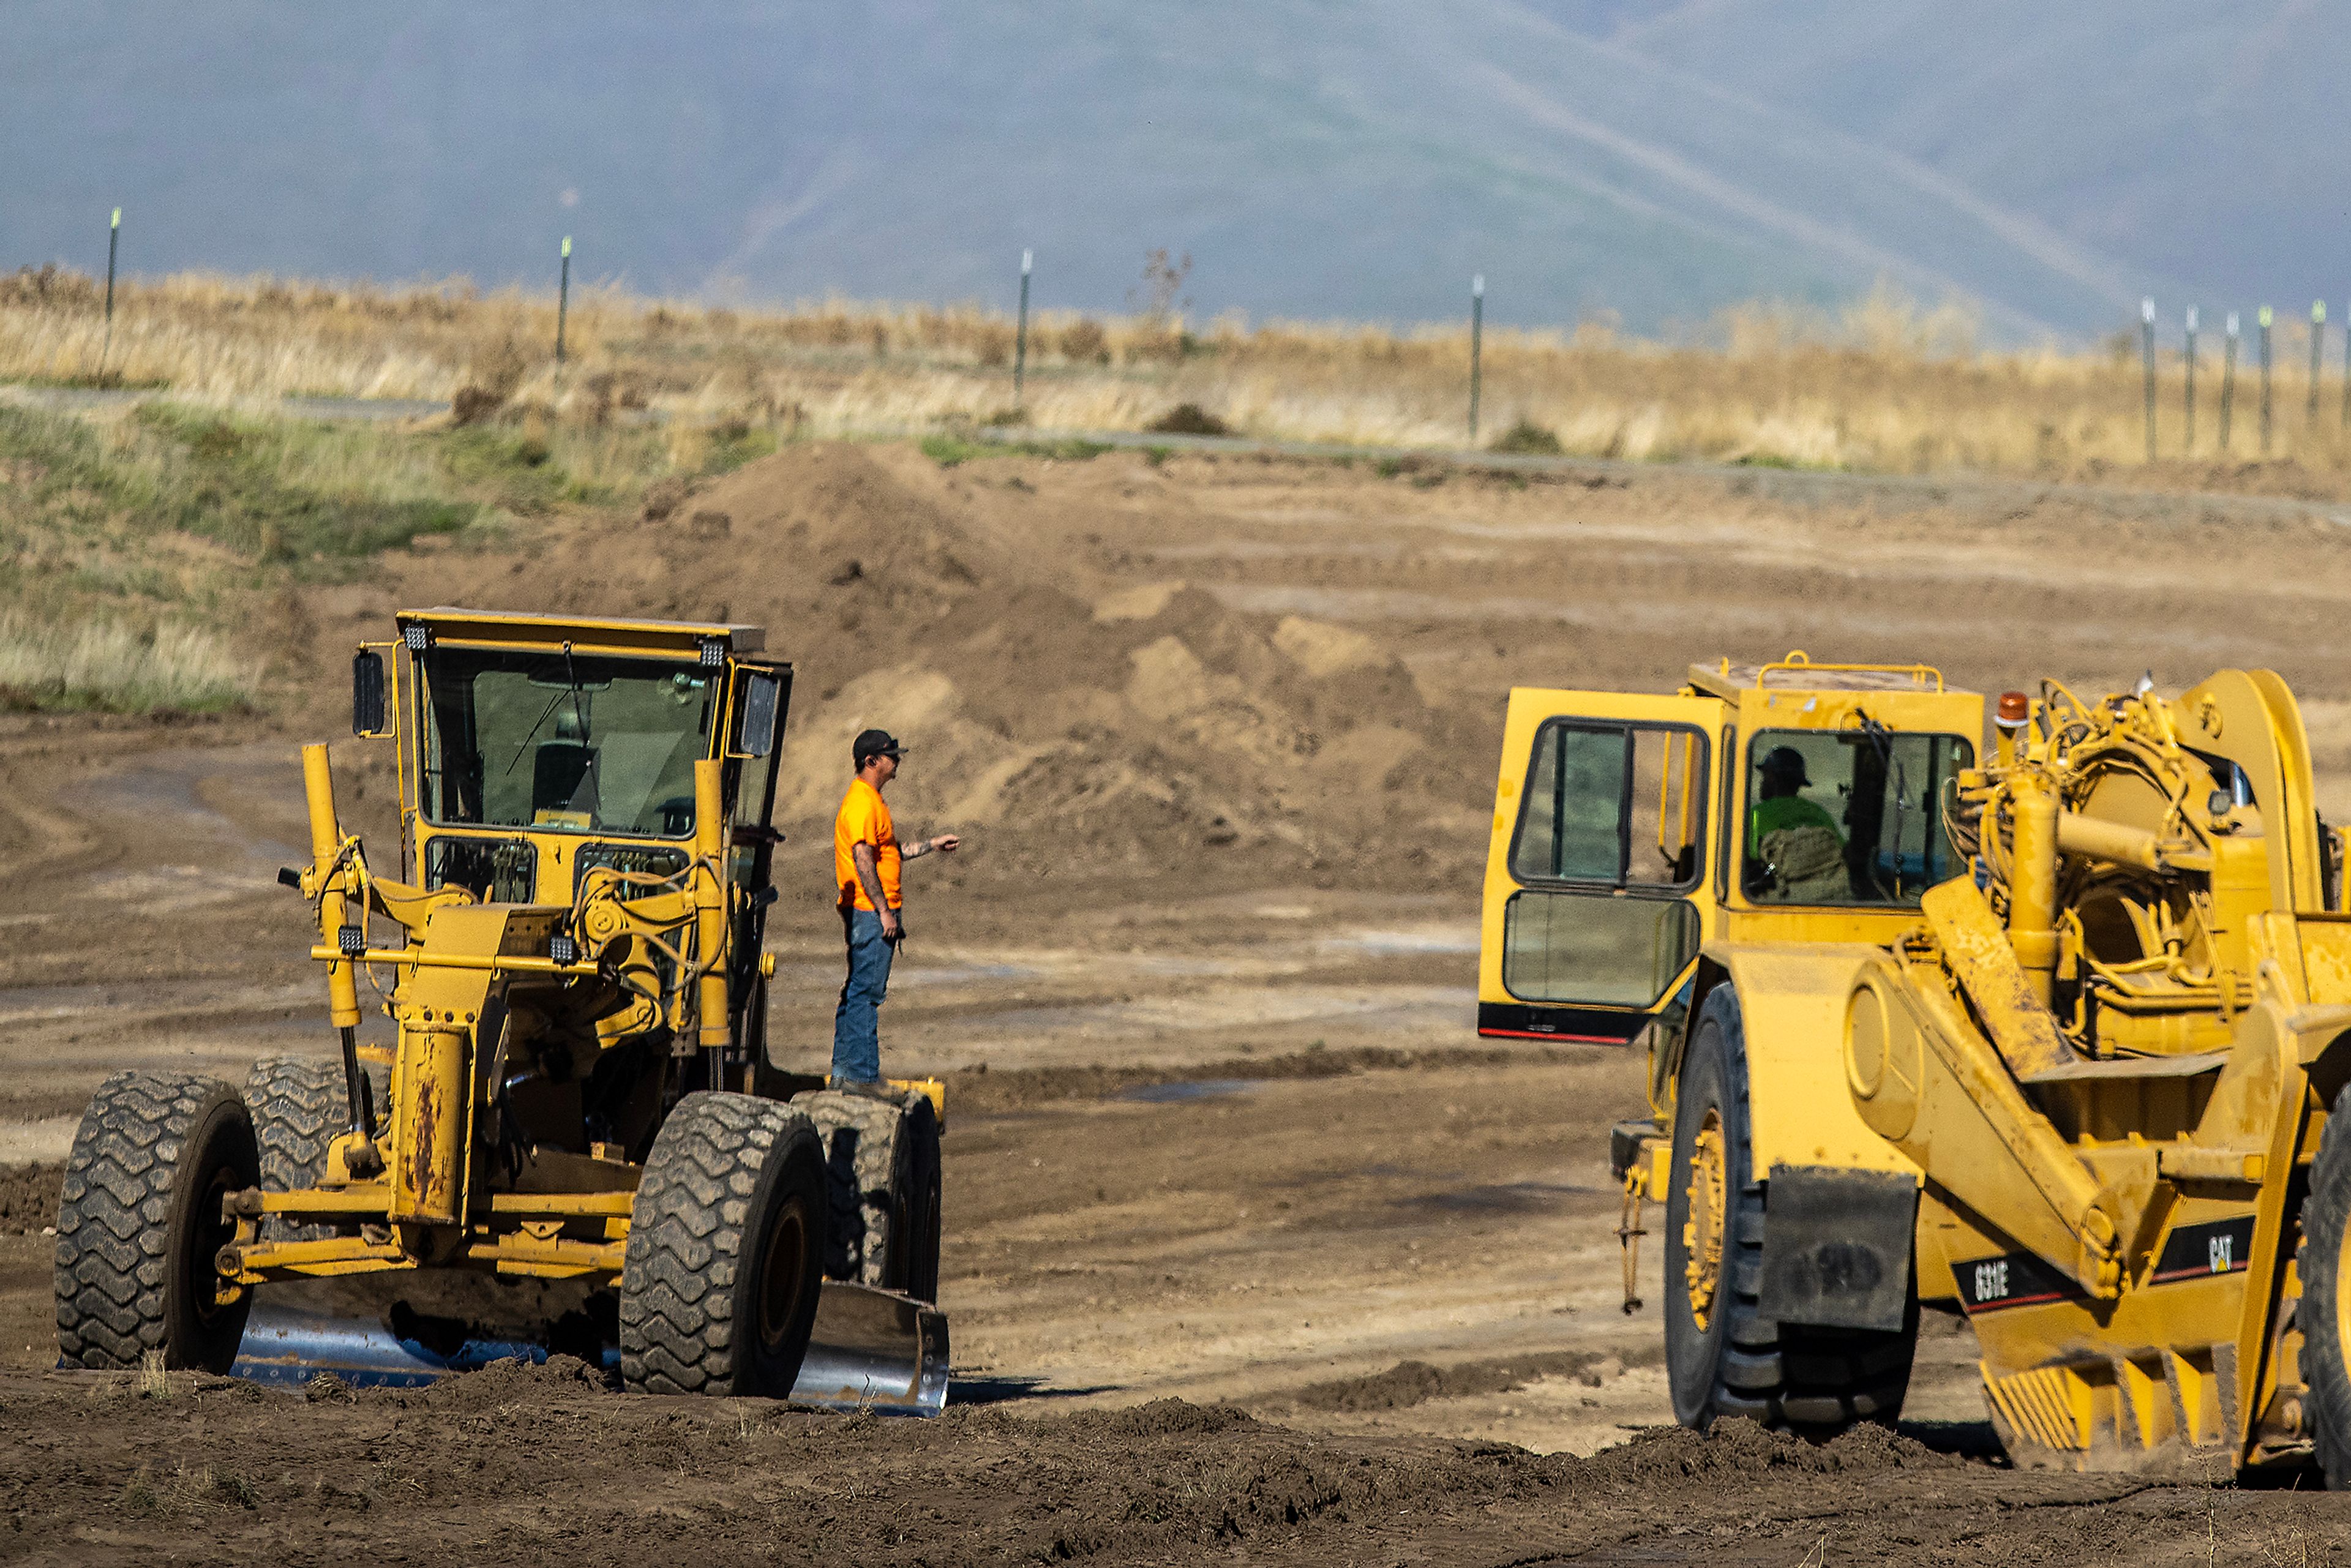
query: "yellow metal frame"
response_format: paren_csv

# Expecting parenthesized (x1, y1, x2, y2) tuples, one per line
(1478, 656, 1981, 1132)
(225, 606, 798, 1298)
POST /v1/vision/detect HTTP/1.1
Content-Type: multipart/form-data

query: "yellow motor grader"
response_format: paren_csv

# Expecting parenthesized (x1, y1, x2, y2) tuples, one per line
(54, 608, 948, 1410)
(1479, 653, 2351, 1481)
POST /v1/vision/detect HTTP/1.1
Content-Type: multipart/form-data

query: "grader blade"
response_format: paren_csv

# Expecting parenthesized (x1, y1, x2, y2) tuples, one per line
(793, 1281, 952, 1416)
(231, 1305, 555, 1389)
(228, 1281, 950, 1414)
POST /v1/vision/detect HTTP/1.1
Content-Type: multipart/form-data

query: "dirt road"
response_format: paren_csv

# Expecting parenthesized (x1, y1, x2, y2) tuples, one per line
(6, 441, 2351, 1560)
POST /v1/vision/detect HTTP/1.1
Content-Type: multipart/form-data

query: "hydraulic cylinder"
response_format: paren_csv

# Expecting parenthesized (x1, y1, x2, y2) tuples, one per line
(2007, 770, 2060, 1006)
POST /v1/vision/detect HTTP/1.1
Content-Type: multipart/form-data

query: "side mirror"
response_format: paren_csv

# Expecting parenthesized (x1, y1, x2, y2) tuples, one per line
(352, 650, 388, 736)
(740, 670, 781, 757)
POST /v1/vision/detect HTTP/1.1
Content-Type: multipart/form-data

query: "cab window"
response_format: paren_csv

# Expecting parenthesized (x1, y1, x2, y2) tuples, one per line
(419, 648, 718, 838)
(1510, 721, 1707, 889)
(1740, 729, 1972, 906)
(1501, 719, 1706, 1009)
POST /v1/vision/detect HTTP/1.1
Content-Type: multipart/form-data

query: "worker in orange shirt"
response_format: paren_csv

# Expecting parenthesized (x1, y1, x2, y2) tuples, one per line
(833, 729, 959, 1086)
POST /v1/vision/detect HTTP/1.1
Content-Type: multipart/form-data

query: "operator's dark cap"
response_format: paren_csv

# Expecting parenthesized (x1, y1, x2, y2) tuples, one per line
(852, 728, 906, 767)
(1758, 745, 1810, 786)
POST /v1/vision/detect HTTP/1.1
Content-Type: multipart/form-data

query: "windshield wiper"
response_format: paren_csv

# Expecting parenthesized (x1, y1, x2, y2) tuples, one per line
(500, 650, 594, 779)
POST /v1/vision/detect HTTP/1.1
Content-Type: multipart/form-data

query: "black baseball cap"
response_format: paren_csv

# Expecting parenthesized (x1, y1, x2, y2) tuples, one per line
(1758, 745, 1810, 786)
(853, 729, 906, 767)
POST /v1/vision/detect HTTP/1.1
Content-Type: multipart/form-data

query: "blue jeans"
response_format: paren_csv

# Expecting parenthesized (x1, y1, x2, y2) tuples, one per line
(831, 907, 894, 1084)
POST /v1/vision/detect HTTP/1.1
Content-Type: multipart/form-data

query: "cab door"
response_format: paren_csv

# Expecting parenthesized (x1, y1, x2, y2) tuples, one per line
(1478, 688, 1721, 1042)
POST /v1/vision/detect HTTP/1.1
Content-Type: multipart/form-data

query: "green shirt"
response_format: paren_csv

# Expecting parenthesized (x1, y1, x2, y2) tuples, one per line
(1748, 794, 1842, 853)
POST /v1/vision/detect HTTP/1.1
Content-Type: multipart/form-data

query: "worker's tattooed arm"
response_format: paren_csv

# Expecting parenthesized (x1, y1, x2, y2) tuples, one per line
(852, 842, 896, 936)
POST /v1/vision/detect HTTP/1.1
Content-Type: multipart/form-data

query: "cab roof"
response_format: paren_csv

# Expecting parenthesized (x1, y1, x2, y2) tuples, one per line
(397, 606, 766, 658)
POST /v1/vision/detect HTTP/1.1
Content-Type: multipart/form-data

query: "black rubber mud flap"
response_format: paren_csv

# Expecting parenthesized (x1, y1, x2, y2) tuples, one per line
(1758, 1166, 1918, 1333)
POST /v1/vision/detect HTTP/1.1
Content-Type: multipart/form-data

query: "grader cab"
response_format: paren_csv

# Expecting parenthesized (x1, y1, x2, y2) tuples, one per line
(54, 609, 949, 1410)
(1482, 653, 2351, 1482)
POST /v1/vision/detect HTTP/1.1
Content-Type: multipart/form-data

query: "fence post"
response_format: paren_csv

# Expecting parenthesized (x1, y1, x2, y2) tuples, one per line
(2140, 298, 2157, 460)
(2221, 312, 2239, 452)
(2311, 300, 2327, 421)
(1468, 274, 1484, 446)
(2259, 305, 2274, 456)
(1014, 249, 1032, 408)
(2184, 306, 2198, 453)
(99, 206, 121, 384)
(555, 236, 571, 364)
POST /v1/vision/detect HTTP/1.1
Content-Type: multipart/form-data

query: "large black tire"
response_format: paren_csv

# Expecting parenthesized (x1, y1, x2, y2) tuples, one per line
(1663, 987, 1917, 1435)
(244, 1057, 343, 1244)
(54, 1071, 258, 1373)
(2301, 1097, 2351, 1488)
(897, 1095, 943, 1305)
(790, 1088, 920, 1289)
(619, 1092, 826, 1397)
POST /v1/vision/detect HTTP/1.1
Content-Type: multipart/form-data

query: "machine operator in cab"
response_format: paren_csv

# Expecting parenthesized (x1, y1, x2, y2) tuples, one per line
(832, 728, 960, 1087)
(1744, 744, 1846, 902)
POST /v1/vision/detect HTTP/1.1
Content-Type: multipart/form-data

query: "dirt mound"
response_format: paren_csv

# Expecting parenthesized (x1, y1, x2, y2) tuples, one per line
(413, 1352, 614, 1406)
(1060, 1397, 1261, 1439)
(1589, 1417, 1963, 1483)
(0, 1161, 59, 1232)
(2, 1368, 2243, 1564)
(1291, 1351, 1617, 1412)
(374, 441, 1466, 879)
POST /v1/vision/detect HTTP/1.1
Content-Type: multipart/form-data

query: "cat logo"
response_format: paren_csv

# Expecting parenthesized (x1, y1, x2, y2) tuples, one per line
(2151, 1216, 2255, 1285)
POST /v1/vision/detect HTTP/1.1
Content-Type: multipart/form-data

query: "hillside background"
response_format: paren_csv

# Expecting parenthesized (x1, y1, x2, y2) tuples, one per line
(2, 2, 2334, 340)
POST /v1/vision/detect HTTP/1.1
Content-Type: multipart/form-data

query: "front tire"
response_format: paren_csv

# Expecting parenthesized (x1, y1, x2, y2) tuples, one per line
(1663, 987, 1917, 1435)
(54, 1071, 258, 1373)
(2300, 1096, 2351, 1487)
(620, 1092, 827, 1397)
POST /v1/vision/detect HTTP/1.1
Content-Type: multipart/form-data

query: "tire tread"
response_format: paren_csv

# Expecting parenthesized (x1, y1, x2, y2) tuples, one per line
(619, 1092, 817, 1396)
(1665, 988, 1919, 1438)
(53, 1071, 246, 1370)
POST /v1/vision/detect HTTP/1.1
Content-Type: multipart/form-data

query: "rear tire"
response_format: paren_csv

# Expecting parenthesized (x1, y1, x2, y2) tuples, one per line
(896, 1095, 943, 1305)
(619, 1092, 826, 1397)
(243, 1057, 343, 1244)
(54, 1071, 258, 1373)
(791, 1088, 921, 1290)
(1663, 987, 1917, 1435)
(2300, 1094, 2351, 1488)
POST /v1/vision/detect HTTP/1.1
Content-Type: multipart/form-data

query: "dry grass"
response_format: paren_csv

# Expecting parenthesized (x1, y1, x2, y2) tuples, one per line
(0, 610, 250, 714)
(10, 266, 2351, 490)
(4, 266, 2351, 491)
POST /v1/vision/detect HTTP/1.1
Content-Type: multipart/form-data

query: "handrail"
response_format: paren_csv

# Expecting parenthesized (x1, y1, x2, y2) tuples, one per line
(1756, 650, 1945, 691)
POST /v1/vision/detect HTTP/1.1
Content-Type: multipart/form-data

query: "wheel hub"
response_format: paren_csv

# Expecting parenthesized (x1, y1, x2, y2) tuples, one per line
(1682, 1110, 1727, 1332)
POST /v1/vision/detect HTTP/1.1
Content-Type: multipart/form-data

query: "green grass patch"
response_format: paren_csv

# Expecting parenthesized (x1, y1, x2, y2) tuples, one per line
(921, 433, 1112, 468)
(0, 397, 792, 713)
(11, 373, 173, 392)
(1488, 419, 1563, 456)
(135, 405, 476, 558)
(704, 422, 780, 475)
(1729, 451, 1844, 471)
